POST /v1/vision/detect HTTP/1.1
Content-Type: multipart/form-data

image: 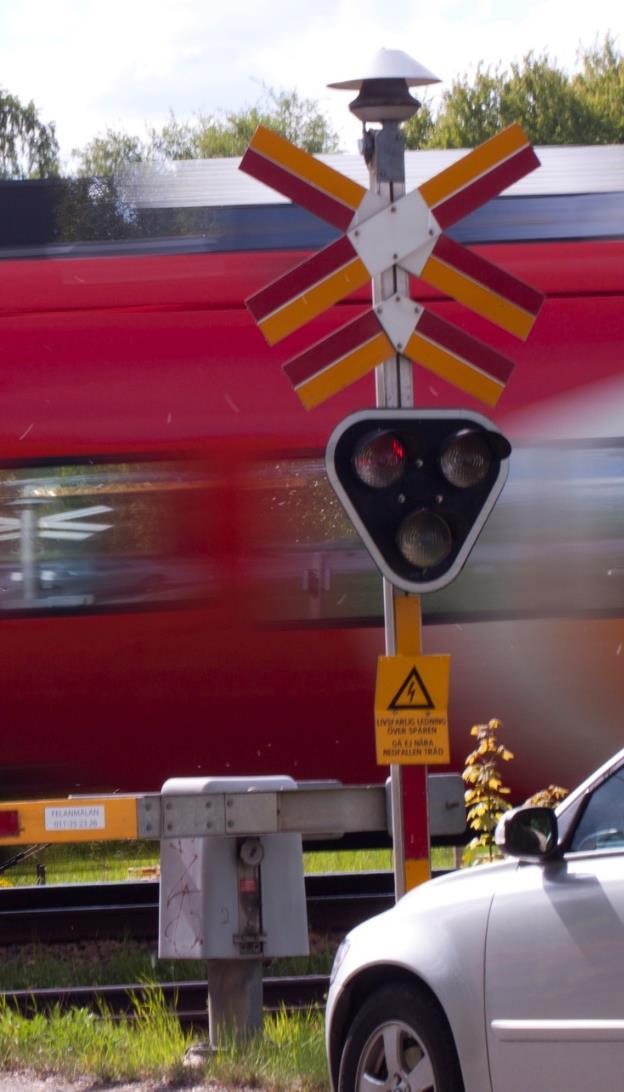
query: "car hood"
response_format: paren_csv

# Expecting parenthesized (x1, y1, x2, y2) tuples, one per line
(398, 856, 517, 911)
(346, 856, 519, 948)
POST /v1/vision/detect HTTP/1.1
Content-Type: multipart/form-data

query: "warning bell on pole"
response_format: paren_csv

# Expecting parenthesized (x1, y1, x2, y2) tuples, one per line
(325, 408, 511, 594)
(327, 48, 441, 123)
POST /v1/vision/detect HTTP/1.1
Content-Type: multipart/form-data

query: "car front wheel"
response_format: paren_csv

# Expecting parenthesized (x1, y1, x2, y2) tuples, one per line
(337, 983, 463, 1092)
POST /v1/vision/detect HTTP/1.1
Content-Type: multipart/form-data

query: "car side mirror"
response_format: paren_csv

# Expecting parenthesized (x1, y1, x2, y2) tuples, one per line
(495, 805, 560, 862)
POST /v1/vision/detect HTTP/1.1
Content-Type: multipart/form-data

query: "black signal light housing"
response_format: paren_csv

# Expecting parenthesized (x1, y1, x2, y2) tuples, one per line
(325, 408, 511, 593)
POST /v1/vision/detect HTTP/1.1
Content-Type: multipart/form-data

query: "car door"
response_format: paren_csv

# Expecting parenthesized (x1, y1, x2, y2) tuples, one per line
(484, 766, 624, 1091)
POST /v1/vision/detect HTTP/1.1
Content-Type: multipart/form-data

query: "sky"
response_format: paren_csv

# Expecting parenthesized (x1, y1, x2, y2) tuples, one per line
(0, 0, 621, 168)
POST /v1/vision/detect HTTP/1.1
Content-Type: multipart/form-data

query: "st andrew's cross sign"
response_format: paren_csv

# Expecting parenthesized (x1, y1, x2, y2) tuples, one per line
(239, 124, 544, 410)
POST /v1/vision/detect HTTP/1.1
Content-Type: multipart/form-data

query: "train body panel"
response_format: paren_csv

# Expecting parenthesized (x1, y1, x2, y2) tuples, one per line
(1, 150, 623, 802)
(2, 607, 623, 804)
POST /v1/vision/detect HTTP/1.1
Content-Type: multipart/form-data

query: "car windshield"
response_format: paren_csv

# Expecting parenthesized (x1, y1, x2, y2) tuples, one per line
(569, 766, 624, 852)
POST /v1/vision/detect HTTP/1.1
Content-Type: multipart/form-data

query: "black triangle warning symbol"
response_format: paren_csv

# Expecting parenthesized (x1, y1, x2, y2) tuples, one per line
(388, 667, 435, 711)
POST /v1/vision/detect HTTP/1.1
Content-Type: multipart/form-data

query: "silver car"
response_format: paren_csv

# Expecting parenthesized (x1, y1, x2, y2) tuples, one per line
(326, 747, 624, 1091)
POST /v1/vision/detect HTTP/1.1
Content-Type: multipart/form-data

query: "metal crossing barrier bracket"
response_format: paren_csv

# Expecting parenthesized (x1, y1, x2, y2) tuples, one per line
(0, 776, 465, 845)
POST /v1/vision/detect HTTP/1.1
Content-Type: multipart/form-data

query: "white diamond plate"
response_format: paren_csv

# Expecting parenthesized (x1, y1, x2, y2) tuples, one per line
(347, 187, 439, 276)
(374, 294, 423, 350)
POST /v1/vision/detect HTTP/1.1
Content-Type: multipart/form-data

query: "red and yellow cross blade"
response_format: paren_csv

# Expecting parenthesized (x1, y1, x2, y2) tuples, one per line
(282, 298, 515, 410)
(418, 122, 540, 230)
(408, 233, 544, 340)
(241, 122, 540, 409)
(402, 308, 514, 406)
(240, 125, 367, 232)
(246, 234, 369, 345)
(283, 310, 393, 410)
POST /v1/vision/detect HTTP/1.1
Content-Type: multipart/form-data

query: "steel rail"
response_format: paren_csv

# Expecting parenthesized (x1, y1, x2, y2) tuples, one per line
(0, 975, 330, 1026)
(0, 872, 397, 945)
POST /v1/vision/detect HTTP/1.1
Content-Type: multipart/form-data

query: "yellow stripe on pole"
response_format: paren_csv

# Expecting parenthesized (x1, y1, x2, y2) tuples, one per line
(295, 331, 392, 410)
(405, 331, 505, 406)
(251, 126, 366, 211)
(0, 797, 140, 844)
(405, 857, 431, 889)
(259, 257, 370, 345)
(418, 123, 529, 210)
(395, 592, 423, 655)
(421, 255, 536, 339)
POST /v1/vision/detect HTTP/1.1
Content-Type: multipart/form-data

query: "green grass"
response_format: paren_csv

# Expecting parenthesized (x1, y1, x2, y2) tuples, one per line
(0, 839, 159, 886)
(0, 939, 337, 993)
(305, 846, 453, 873)
(2, 842, 454, 886)
(304, 848, 392, 873)
(0, 990, 190, 1084)
(0, 994, 328, 1089)
(0, 844, 458, 1087)
(207, 1008, 328, 1091)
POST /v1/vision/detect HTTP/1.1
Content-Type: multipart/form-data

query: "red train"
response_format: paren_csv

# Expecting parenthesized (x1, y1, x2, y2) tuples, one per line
(1, 147, 623, 803)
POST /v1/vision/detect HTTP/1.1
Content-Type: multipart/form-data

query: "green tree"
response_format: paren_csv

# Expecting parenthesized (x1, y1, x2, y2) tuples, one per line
(73, 87, 340, 177)
(425, 54, 591, 147)
(402, 98, 435, 150)
(151, 87, 340, 159)
(0, 88, 59, 178)
(573, 35, 624, 143)
(73, 129, 147, 178)
(146, 112, 198, 159)
(411, 36, 622, 147)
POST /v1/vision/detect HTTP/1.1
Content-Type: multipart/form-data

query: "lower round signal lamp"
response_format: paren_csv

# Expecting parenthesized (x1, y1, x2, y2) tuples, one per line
(397, 510, 452, 569)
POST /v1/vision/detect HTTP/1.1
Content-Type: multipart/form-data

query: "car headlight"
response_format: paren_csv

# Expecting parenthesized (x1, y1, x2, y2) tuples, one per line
(330, 937, 351, 985)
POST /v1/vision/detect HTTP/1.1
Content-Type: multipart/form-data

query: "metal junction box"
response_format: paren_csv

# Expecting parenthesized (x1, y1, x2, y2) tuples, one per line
(158, 775, 309, 960)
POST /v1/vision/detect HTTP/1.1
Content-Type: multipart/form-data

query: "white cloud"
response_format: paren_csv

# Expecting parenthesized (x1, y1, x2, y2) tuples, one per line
(0, 0, 620, 165)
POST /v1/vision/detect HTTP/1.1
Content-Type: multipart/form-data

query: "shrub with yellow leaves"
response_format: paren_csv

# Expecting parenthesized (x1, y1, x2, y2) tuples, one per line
(462, 718, 514, 866)
(462, 719, 569, 865)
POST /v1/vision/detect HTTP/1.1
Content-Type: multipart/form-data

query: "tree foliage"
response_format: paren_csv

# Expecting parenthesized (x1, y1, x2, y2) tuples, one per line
(573, 36, 624, 143)
(75, 130, 145, 178)
(524, 785, 568, 808)
(462, 718, 514, 865)
(404, 35, 623, 148)
(74, 86, 340, 176)
(462, 719, 569, 866)
(0, 89, 59, 179)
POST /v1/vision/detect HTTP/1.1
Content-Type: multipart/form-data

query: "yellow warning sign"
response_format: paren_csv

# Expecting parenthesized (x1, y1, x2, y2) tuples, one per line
(375, 655, 450, 765)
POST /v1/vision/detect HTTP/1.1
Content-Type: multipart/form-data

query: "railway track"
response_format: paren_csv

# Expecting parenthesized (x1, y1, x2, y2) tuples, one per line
(1, 975, 330, 1026)
(0, 872, 397, 945)
(0, 872, 450, 1024)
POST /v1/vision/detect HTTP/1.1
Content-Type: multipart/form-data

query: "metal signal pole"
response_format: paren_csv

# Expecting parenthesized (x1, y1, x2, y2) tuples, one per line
(329, 50, 441, 898)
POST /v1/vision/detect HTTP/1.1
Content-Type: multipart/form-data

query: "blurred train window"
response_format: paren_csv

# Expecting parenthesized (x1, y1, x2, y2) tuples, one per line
(244, 444, 624, 625)
(245, 457, 382, 623)
(426, 442, 624, 621)
(0, 460, 220, 613)
(2, 443, 622, 624)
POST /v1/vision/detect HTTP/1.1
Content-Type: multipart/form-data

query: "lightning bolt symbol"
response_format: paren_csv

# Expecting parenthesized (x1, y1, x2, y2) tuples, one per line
(407, 678, 417, 703)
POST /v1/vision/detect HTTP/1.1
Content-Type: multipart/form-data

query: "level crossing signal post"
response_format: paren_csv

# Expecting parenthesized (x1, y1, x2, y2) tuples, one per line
(323, 52, 520, 897)
(359, 62, 433, 899)
(330, 54, 454, 898)
(240, 49, 542, 899)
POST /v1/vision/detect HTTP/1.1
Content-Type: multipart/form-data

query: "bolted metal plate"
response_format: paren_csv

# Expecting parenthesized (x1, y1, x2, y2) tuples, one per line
(138, 794, 227, 838)
(223, 792, 280, 834)
(348, 186, 438, 277)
